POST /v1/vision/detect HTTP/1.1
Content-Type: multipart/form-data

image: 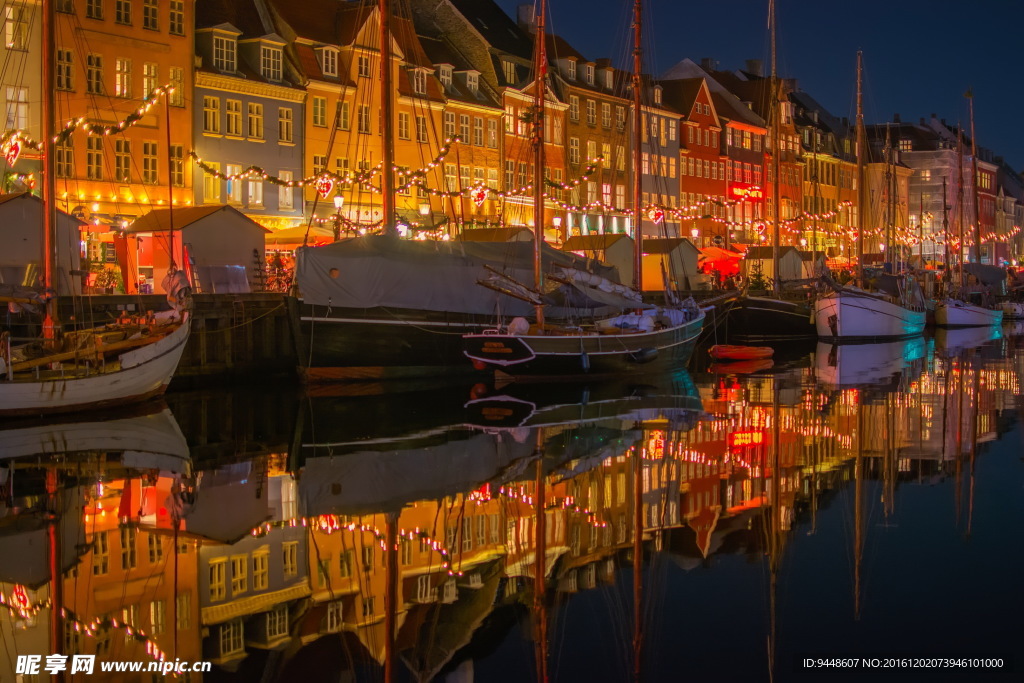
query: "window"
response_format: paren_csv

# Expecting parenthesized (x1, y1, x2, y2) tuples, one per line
(602, 143, 611, 169)
(267, 605, 288, 638)
(261, 46, 282, 81)
(142, 141, 158, 183)
(252, 551, 269, 590)
(170, 144, 183, 186)
(361, 597, 375, 618)
(278, 107, 293, 142)
(569, 137, 580, 165)
(86, 0, 102, 20)
(143, 62, 157, 97)
(115, 0, 130, 24)
(397, 112, 410, 140)
(56, 0, 73, 13)
(411, 69, 426, 94)
(176, 592, 190, 631)
(438, 64, 452, 87)
(169, 0, 184, 35)
(169, 66, 184, 106)
(278, 170, 293, 210)
(312, 97, 326, 127)
(115, 58, 132, 98)
(601, 103, 611, 129)
(616, 106, 625, 131)
(56, 49, 74, 90)
(587, 140, 596, 163)
(220, 621, 243, 655)
(203, 96, 220, 134)
(87, 137, 103, 180)
(473, 117, 484, 146)
(459, 114, 470, 141)
(466, 73, 478, 91)
(357, 105, 370, 134)
(335, 101, 349, 130)
(416, 115, 427, 143)
(441, 111, 455, 139)
(502, 59, 517, 84)
(338, 549, 353, 578)
(5, 6, 28, 50)
(899, 138, 912, 152)
(653, 86, 662, 105)
(504, 104, 514, 132)
(225, 164, 241, 203)
(569, 95, 579, 122)
(87, 54, 103, 94)
(225, 100, 241, 136)
(319, 48, 338, 77)
(312, 155, 326, 175)
(231, 555, 247, 595)
(586, 100, 596, 125)
(503, 161, 513, 189)
(92, 531, 109, 574)
(213, 36, 236, 73)
(326, 601, 343, 632)
(203, 162, 221, 202)
(567, 59, 576, 79)
(149, 600, 165, 635)
(56, 139, 73, 177)
(247, 102, 263, 139)
(487, 119, 498, 148)
(358, 54, 370, 78)
(143, 0, 157, 29)
(120, 525, 137, 568)
(585, 63, 594, 84)
(282, 541, 298, 576)
(4, 86, 27, 130)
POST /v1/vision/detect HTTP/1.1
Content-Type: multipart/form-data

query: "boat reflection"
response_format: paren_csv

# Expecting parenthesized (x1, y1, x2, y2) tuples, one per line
(815, 337, 926, 389)
(934, 323, 1002, 357)
(2, 345, 1021, 682)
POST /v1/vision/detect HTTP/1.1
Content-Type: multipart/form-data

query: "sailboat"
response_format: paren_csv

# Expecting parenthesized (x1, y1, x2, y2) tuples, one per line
(814, 53, 926, 341)
(0, 0, 190, 416)
(728, 1, 817, 342)
(461, 0, 706, 378)
(935, 94, 1003, 328)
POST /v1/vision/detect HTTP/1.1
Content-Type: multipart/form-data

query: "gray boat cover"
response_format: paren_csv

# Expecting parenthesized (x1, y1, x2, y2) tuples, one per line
(296, 236, 621, 315)
(962, 262, 1006, 287)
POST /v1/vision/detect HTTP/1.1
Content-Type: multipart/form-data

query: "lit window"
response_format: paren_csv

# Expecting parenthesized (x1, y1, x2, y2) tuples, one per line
(203, 96, 220, 134)
(247, 102, 263, 139)
(319, 48, 337, 77)
(114, 139, 131, 183)
(115, 58, 132, 98)
(213, 35, 236, 73)
(278, 171, 293, 210)
(5, 6, 28, 50)
(86, 54, 103, 94)
(261, 45, 282, 82)
(4, 86, 27, 129)
(143, 62, 157, 97)
(278, 107, 293, 142)
(142, 141, 158, 184)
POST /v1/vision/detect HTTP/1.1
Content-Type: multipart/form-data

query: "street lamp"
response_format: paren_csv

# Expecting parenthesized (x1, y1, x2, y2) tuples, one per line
(690, 227, 700, 247)
(332, 195, 344, 240)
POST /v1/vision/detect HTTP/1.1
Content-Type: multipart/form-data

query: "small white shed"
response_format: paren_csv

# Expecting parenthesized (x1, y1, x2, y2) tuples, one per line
(742, 246, 802, 284)
(563, 234, 635, 287)
(0, 192, 84, 295)
(642, 238, 702, 291)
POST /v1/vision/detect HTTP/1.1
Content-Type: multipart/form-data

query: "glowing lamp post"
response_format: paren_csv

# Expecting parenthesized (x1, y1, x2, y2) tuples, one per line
(332, 195, 344, 240)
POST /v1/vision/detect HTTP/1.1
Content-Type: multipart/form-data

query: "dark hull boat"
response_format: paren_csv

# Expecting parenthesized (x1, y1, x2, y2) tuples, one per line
(293, 237, 622, 381)
(728, 295, 816, 341)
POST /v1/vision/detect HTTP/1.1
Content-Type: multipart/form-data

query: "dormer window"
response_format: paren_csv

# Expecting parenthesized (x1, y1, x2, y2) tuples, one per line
(411, 69, 427, 95)
(317, 48, 338, 77)
(502, 59, 516, 85)
(653, 86, 662, 105)
(604, 69, 613, 89)
(260, 45, 282, 82)
(567, 59, 576, 80)
(466, 72, 478, 92)
(437, 64, 452, 87)
(585, 63, 594, 84)
(358, 54, 371, 78)
(213, 35, 236, 73)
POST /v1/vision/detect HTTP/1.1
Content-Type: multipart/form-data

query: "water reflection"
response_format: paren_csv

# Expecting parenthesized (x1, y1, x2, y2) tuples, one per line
(1, 332, 1021, 682)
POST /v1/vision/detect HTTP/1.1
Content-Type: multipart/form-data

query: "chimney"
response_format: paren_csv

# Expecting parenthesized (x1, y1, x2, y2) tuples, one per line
(893, 113, 901, 123)
(517, 4, 536, 33)
(700, 57, 717, 72)
(745, 59, 763, 77)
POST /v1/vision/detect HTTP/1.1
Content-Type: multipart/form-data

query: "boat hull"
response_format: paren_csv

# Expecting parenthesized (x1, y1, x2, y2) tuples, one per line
(728, 296, 816, 340)
(814, 291, 925, 341)
(1000, 301, 1024, 320)
(0, 315, 191, 417)
(935, 300, 1003, 327)
(463, 313, 705, 378)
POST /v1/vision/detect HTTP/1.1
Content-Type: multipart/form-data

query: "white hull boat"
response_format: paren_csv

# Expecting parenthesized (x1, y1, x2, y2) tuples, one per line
(935, 299, 1003, 327)
(815, 289, 926, 341)
(0, 313, 191, 417)
(1000, 301, 1024, 320)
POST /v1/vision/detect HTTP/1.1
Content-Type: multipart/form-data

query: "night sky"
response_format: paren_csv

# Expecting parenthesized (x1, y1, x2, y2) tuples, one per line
(496, 0, 1024, 170)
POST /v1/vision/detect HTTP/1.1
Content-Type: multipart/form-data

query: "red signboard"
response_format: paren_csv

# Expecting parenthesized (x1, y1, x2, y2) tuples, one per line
(729, 183, 763, 202)
(728, 430, 766, 448)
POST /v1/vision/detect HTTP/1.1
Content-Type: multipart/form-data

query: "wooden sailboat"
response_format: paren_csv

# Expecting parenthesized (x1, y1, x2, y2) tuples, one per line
(814, 53, 926, 341)
(462, 0, 706, 378)
(935, 94, 1003, 328)
(0, 0, 190, 416)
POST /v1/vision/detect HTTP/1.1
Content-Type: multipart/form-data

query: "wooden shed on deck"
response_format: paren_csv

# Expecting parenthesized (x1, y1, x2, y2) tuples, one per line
(643, 238, 702, 291)
(0, 192, 84, 295)
(562, 233, 634, 287)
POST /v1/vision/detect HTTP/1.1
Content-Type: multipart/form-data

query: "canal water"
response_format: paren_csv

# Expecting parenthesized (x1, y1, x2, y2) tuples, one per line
(1, 326, 1021, 682)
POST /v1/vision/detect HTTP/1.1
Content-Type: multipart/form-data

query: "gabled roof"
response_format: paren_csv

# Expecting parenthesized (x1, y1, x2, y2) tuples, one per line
(643, 238, 700, 255)
(661, 58, 764, 129)
(418, 35, 500, 106)
(563, 234, 633, 251)
(126, 206, 271, 233)
(0, 192, 85, 223)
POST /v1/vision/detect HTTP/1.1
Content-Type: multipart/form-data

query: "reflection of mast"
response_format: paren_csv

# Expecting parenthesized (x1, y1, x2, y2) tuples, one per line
(853, 391, 864, 621)
(533, 455, 548, 683)
(766, 377, 782, 682)
(967, 354, 981, 538)
(384, 512, 399, 683)
(854, 52, 865, 284)
(632, 442, 643, 683)
(46, 468, 64, 682)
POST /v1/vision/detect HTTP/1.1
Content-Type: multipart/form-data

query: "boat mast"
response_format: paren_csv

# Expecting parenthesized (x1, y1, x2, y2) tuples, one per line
(884, 125, 892, 271)
(532, 0, 548, 326)
(854, 52, 864, 285)
(631, 0, 643, 291)
(42, 0, 57, 339)
(942, 178, 949, 277)
(165, 92, 176, 272)
(967, 91, 981, 264)
(770, 0, 781, 296)
(380, 0, 395, 235)
(957, 127, 965, 291)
